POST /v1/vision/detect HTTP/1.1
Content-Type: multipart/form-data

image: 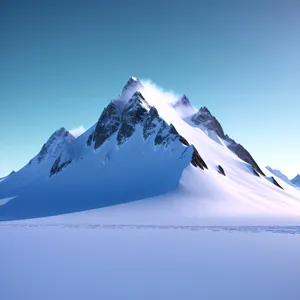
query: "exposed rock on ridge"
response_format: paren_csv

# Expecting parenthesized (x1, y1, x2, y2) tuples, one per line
(191, 107, 265, 176)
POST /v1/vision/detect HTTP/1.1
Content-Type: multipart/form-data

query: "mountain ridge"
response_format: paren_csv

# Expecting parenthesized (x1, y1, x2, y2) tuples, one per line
(1, 77, 300, 220)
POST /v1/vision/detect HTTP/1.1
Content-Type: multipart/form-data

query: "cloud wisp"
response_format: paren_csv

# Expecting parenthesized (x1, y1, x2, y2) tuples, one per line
(70, 126, 86, 138)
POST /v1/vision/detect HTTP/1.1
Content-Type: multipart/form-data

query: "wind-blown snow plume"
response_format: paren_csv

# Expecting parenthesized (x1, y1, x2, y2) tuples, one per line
(70, 126, 86, 138)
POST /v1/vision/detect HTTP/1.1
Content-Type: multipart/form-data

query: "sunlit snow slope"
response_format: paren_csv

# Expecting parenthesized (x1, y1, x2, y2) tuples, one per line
(0, 77, 300, 221)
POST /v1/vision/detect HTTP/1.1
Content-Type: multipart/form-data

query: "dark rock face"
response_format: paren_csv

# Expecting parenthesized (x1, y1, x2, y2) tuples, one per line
(191, 146, 208, 170)
(143, 107, 163, 140)
(50, 157, 72, 177)
(154, 123, 180, 147)
(94, 102, 121, 149)
(179, 136, 189, 146)
(251, 167, 260, 177)
(269, 176, 284, 190)
(191, 106, 265, 178)
(225, 135, 265, 176)
(154, 123, 208, 170)
(81, 89, 209, 173)
(117, 92, 149, 145)
(87, 133, 93, 147)
(217, 165, 226, 176)
(191, 107, 225, 139)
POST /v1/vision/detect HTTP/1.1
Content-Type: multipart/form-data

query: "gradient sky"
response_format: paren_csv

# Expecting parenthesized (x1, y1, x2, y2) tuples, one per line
(0, 0, 299, 178)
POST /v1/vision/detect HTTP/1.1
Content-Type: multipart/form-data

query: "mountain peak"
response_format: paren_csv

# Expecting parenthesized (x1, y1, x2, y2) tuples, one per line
(36, 128, 74, 163)
(50, 127, 71, 138)
(122, 76, 143, 95)
(191, 107, 225, 139)
(199, 106, 211, 114)
(174, 95, 192, 108)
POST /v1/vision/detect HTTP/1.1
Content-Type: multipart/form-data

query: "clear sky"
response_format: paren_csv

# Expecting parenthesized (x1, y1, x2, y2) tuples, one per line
(0, 0, 299, 178)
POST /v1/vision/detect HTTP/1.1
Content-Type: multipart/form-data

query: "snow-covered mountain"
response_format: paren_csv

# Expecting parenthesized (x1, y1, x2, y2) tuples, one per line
(0, 77, 300, 221)
(265, 166, 292, 185)
(291, 174, 300, 187)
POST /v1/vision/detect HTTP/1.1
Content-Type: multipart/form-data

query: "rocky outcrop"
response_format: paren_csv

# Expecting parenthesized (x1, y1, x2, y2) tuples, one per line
(191, 107, 265, 177)
(178, 136, 208, 170)
(143, 107, 163, 140)
(154, 124, 180, 147)
(267, 176, 284, 190)
(93, 102, 121, 149)
(191, 146, 208, 170)
(117, 92, 150, 145)
(217, 165, 226, 176)
(191, 107, 225, 139)
(86, 132, 94, 147)
(50, 156, 72, 177)
(225, 135, 265, 176)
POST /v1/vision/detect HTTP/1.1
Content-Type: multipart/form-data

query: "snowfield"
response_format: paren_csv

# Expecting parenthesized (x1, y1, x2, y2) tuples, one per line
(1, 217, 300, 300)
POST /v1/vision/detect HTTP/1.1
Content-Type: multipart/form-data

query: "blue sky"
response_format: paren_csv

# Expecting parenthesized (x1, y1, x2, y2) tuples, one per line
(0, 0, 299, 178)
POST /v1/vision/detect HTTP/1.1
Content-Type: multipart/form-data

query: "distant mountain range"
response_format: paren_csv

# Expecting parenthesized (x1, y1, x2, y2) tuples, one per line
(0, 77, 300, 221)
(266, 166, 300, 188)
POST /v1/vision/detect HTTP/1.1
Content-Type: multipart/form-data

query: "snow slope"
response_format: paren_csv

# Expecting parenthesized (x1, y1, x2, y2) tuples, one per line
(0, 77, 300, 221)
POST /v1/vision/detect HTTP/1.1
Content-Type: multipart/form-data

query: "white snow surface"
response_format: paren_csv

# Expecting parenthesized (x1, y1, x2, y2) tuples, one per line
(0, 78, 300, 221)
(1, 219, 300, 300)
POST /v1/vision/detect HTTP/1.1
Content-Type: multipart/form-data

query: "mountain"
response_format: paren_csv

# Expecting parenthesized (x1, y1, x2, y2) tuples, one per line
(291, 175, 300, 187)
(190, 106, 265, 176)
(0, 77, 300, 221)
(265, 167, 292, 185)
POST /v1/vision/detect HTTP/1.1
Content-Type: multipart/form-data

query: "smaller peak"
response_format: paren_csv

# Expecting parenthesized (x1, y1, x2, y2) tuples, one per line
(55, 127, 67, 134)
(122, 76, 143, 94)
(50, 127, 73, 139)
(174, 95, 192, 107)
(199, 106, 211, 114)
(124, 91, 149, 112)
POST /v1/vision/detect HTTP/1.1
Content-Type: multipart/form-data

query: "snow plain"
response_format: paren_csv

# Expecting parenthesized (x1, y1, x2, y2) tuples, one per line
(1, 217, 300, 300)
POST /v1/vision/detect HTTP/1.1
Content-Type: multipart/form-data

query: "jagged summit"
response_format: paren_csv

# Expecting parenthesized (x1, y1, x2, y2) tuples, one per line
(50, 127, 73, 139)
(36, 127, 74, 163)
(122, 76, 143, 95)
(191, 106, 225, 139)
(199, 106, 211, 114)
(174, 95, 192, 107)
